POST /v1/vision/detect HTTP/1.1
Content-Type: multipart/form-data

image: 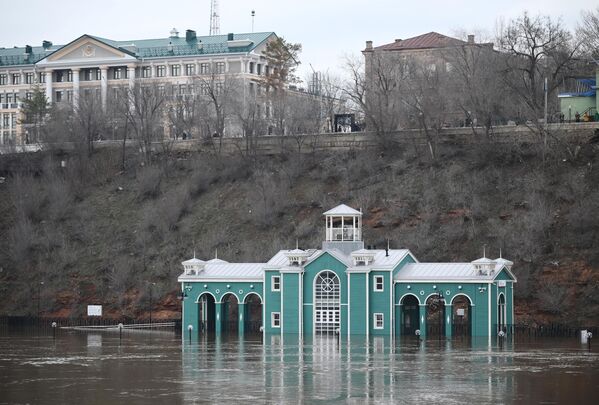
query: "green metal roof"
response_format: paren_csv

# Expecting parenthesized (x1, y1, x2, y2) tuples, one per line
(0, 31, 275, 67)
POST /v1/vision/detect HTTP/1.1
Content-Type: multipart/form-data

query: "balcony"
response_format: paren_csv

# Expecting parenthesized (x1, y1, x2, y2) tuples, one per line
(326, 227, 361, 242)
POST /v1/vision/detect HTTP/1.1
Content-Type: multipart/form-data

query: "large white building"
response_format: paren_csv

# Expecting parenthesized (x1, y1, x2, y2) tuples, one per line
(0, 29, 277, 146)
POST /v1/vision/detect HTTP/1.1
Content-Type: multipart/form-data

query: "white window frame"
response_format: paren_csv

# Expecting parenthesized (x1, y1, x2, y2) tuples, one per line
(374, 275, 384, 292)
(271, 275, 281, 292)
(271, 312, 280, 328)
(374, 313, 384, 329)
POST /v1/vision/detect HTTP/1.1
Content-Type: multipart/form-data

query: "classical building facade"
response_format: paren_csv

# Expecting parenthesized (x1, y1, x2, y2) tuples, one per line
(178, 204, 516, 340)
(0, 29, 277, 146)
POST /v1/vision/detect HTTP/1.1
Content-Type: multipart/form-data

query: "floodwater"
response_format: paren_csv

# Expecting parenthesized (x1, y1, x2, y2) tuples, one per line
(0, 329, 598, 404)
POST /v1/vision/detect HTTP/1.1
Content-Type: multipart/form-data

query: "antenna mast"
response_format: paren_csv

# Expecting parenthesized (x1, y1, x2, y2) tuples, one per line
(209, 0, 220, 36)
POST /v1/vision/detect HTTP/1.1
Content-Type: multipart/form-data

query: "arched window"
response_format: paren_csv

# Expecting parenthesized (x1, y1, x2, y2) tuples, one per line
(314, 271, 340, 334)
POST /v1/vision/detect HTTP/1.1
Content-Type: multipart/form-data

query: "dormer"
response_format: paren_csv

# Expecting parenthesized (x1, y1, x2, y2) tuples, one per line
(472, 256, 496, 276)
(351, 249, 375, 266)
(324, 204, 362, 242)
(495, 257, 513, 271)
(284, 249, 311, 266)
(181, 257, 205, 275)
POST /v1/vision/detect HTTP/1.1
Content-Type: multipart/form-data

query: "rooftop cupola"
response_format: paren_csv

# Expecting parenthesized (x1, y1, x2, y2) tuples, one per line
(170, 28, 179, 38)
(495, 250, 513, 271)
(322, 204, 365, 255)
(181, 253, 205, 275)
(285, 248, 311, 266)
(351, 249, 376, 266)
(472, 248, 496, 276)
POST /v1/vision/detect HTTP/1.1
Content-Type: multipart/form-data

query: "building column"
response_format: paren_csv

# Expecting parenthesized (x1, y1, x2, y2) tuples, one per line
(72, 68, 80, 109)
(127, 65, 136, 90)
(45, 69, 53, 103)
(418, 304, 427, 338)
(215, 302, 223, 336)
(445, 304, 452, 338)
(100, 66, 108, 111)
(238, 302, 245, 338)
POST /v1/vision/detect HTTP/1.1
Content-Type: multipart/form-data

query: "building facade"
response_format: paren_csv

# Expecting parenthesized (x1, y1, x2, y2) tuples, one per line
(0, 29, 277, 146)
(178, 204, 516, 340)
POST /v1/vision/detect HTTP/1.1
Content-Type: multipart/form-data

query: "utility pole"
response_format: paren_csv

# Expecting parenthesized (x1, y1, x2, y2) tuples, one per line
(251, 10, 255, 33)
(544, 77, 548, 151)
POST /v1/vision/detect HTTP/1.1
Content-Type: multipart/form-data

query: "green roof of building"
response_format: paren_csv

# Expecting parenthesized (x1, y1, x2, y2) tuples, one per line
(0, 31, 275, 67)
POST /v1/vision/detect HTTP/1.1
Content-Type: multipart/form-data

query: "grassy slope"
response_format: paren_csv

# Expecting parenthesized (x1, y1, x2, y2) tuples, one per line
(1, 139, 598, 324)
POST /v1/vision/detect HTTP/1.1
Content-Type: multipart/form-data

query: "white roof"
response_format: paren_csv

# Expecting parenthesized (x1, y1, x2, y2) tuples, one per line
(395, 262, 511, 282)
(178, 262, 265, 281)
(206, 258, 228, 264)
(323, 204, 362, 216)
(182, 257, 205, 265)
(267, 248, 411, 270)
(267, 249, 320, 267)
(471, 256, 495, 265)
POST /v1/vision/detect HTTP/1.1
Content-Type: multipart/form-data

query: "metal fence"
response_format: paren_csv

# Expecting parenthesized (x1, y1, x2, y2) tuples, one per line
(0, 316, 180, 332)
(496, 323, 599, 338)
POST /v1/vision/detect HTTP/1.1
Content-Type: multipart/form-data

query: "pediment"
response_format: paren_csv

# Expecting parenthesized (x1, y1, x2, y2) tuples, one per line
(36, 35, 136, 66)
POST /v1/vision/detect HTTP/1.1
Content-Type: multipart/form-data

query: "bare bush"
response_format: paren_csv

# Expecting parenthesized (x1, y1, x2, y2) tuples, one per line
(46, 177, 73, 222)
(9, 216, 37, 263)
(137, 166, 163, 199)
(536, 281, 568, 314)
(10, 174, 46, 222)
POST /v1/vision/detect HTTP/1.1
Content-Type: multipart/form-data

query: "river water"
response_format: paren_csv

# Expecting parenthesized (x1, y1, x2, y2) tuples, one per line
(0, 329, 598, 404)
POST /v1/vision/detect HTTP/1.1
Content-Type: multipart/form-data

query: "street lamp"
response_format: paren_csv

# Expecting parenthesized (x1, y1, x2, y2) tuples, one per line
(149, 282, 156, 324)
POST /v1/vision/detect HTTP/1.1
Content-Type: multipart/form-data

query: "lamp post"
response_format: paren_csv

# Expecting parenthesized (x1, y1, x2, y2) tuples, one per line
(149, 282, 155, 325)
(37, 281, 44, 318)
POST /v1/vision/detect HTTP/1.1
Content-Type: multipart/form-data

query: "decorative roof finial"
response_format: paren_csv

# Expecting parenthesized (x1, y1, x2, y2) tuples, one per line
(499, 247, 502, 259)
(296, 238, 299, 250)
(483, 245, 486, 258)
(215, 248, 218, 259)
(193, 249, 196, 259)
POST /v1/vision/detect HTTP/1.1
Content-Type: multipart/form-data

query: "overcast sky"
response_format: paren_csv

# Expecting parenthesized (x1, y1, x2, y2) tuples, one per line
(0, 0, 591, 82)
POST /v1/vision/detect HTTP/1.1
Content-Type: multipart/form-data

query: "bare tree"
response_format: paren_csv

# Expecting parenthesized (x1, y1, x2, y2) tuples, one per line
(577, 7, 599, 59)
(126, 81, 167, 165)
(497, 12, 579, 132)
(72, 92, 106, 156)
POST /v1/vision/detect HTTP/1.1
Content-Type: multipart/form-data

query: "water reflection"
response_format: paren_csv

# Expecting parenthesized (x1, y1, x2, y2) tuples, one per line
(1, 328, 598, 404)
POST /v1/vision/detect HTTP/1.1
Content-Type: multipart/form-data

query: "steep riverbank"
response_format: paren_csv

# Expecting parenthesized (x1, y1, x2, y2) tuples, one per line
(1, 135, 598, 324)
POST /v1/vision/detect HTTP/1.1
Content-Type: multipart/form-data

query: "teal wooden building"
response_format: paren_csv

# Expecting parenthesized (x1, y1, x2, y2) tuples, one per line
(178, 204, 516, 339)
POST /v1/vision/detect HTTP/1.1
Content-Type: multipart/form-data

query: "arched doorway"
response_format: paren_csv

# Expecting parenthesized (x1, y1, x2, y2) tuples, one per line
(497, 293, 506, 333)
(198, 293, 216, 334)
(426, 294, 446, 337)
(314, 271, 340, 335)
(400, 295, 420, 335)
(244, 293, 263, 334)
(221, 293, 239, 334)
(451, 294, 472, 338)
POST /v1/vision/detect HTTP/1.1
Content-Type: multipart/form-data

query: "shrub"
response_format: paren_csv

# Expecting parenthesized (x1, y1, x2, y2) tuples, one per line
(137, 166, 163, 199)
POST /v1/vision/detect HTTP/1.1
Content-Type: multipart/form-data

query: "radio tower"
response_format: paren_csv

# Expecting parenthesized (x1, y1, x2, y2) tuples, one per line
(209, 0, 220, 35)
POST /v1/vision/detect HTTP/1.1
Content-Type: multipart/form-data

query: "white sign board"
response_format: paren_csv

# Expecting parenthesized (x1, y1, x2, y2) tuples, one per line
(498, 280, 507, 287)
(87, 305, 102, 316)
(457, 308, 465, 316)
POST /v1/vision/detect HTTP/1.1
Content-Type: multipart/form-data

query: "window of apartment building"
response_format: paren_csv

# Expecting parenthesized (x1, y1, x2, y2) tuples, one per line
(6, 93, 13, 103)
(2, 115, 8, 128)
(179, 84, 187, 95)
(271, 312, 281, 328)
(374, 276, 384, 292)
(271, 275, 281, 291)
(215, 82, 223, 95)
(215, 62, 225, 74)
(427, 63, 436, 73)
(55, 71, 64, 82)
(95, 69, 102, 80)
(39, 72, 46, 83)
(12, 73, 21, 85)
(445, 62, 453, 72)
(171, 64, 181, 76)
(0, 94, 4, 104)
(156, 65, 166, 77)
(25, 73, 34, 84)
(67, 90, 73, 102)
(265, 66, 270, 76)
(200, 82, 209, 95)
(185, 64, 195, 76)
(25, 92, 33, 100)
(0, 74, 7, 85)
(67, 70, 73, 82)
(200, 63, 210, 74)
(374, 313, 384, 329)
(11, 113, 16, 128)
(256, 64, 262, 75)
(142, 66, 152, 78)
(113, 68, 122, 80)
(55, 90, 63, 102)
(249, 62, 255, 74)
